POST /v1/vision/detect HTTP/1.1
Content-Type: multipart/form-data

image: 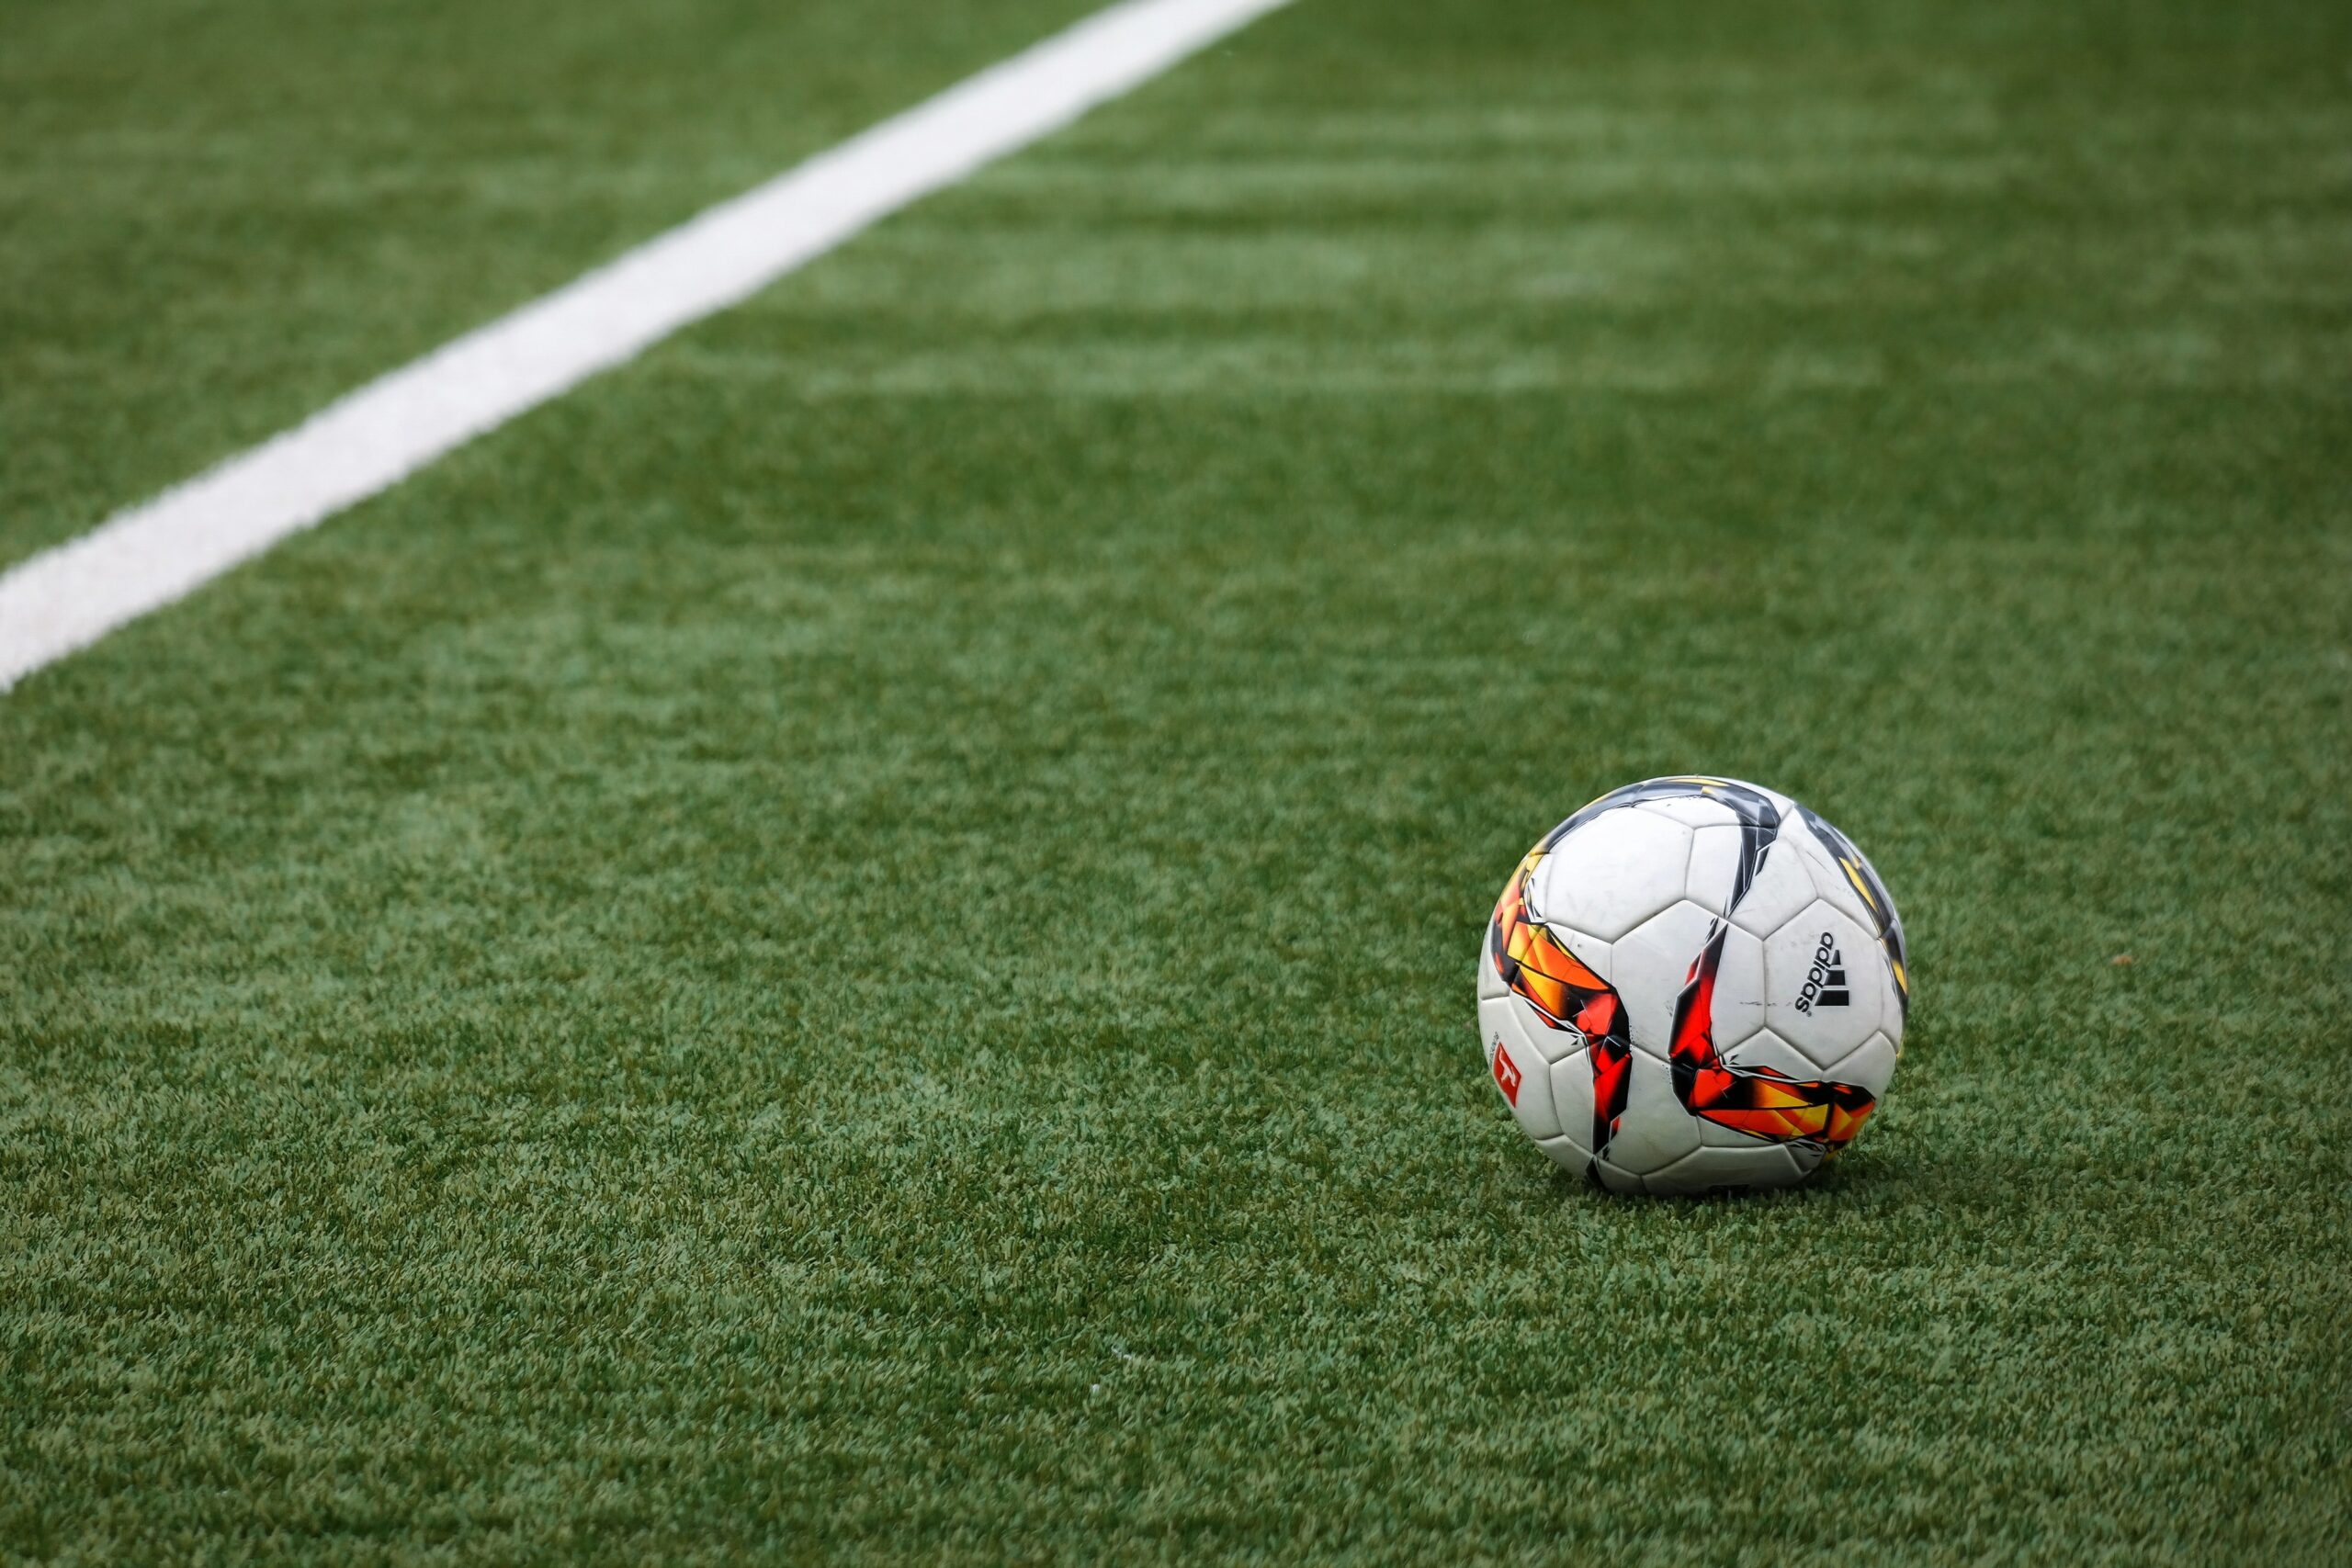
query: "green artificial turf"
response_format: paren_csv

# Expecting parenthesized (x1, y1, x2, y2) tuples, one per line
(0, 0, 1095, 571)
(5, 0, 2351, 1561)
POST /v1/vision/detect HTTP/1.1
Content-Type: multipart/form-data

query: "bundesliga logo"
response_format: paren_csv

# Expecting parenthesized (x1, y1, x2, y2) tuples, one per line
(1491, 1039, 1522, 1106)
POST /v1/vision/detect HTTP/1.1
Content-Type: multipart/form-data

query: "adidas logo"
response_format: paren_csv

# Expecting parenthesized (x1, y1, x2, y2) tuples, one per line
(1792, 931, 1850, 1013)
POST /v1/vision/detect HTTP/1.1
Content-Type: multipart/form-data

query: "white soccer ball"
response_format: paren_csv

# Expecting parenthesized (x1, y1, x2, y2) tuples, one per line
(1478, 776, 1909, 1195)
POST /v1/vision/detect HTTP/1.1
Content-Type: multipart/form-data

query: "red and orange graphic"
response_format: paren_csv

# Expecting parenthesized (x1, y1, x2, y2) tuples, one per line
(1668, 923, 1876, 1151)
(1489, 844, 1632, 1152)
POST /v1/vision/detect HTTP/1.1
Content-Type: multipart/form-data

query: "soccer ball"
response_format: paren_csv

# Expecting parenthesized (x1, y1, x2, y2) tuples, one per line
(1478, 776, 1909, 1195)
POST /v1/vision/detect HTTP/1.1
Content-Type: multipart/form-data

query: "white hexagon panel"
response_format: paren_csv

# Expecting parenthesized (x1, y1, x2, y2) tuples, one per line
(1546, 1047, 1597, 1159)
(1826, 1032, 1901, 1099)
(1611, 900, 1766, 1060)
(1791, 808, 1911, 1033)
(1761, 901, 1887, 1069)
(1790, 828, 1882, 932)
(1593, 1047, 1702, 1179)
(1629, 791, 1741, 831)
(1523, 807, 1692, 942)
(1690, 823, 1817, 936)
(1532, 1133, 1589, 1176)
(1649, 1142, 1804, 1195)
(1476, 940, 1505, 1001)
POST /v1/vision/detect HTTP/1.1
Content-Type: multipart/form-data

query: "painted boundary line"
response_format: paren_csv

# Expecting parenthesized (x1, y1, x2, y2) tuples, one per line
(0, 0, 1292, 691)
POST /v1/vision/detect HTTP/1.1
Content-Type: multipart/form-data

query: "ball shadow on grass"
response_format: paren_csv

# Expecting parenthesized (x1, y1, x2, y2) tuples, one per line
(1536, 1146, 1890, 1206)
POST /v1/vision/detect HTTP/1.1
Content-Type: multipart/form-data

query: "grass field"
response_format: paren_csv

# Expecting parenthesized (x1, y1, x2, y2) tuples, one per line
(5, 0, 2350, 1561)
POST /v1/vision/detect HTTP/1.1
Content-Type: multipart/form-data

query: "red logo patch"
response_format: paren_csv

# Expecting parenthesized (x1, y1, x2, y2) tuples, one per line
(1492, 1041, 1522, 1106)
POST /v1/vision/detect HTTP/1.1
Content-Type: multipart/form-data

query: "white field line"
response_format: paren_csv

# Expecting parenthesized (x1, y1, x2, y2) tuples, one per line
(0, 0, 1292, 692)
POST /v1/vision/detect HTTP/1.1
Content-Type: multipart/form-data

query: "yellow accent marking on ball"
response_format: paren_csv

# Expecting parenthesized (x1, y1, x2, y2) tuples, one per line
(1842, 858, 1879, 913)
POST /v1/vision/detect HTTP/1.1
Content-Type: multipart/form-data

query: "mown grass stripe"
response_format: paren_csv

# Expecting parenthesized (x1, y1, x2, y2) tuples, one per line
(0, 0, 1292, 692)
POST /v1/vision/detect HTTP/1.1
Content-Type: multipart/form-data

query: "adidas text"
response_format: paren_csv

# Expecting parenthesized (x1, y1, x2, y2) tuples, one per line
(1793, 931, 1851, 1012)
